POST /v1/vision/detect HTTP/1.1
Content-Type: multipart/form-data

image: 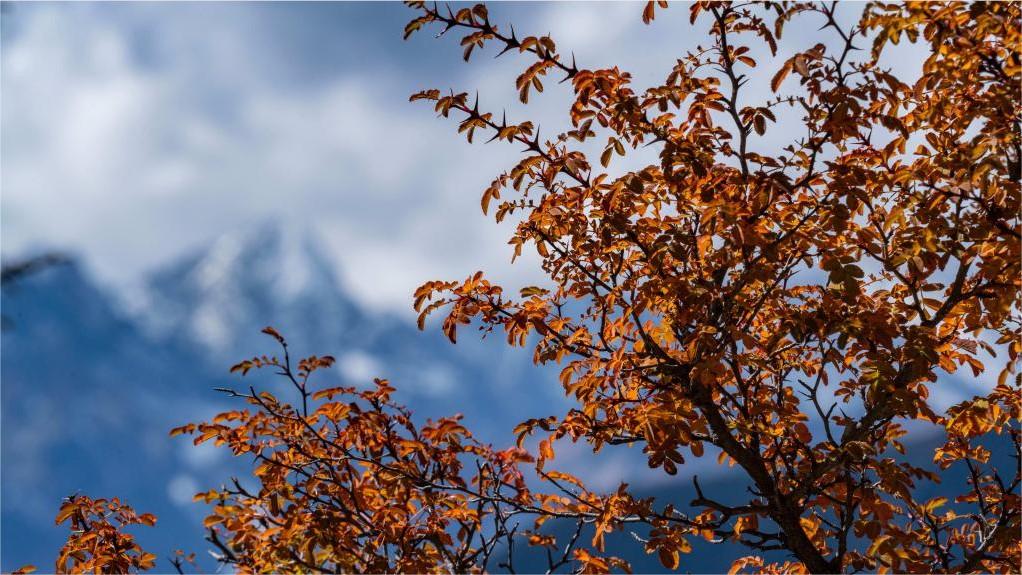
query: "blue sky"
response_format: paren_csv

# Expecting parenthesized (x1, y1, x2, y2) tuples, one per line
(7, 1, 908, 310)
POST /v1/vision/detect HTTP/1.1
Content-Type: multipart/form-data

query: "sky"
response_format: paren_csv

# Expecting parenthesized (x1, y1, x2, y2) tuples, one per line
(2, 2, 1011, 569)
(2, 0, 903, 315)
(1, 0, 717, 314)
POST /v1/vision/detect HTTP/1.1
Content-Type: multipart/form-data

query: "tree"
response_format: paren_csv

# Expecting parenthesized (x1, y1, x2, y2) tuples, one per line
(42, 1, 1019, 573)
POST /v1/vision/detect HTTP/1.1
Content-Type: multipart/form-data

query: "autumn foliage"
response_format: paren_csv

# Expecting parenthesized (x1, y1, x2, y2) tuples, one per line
(44, 1, 1020, 573)
(49, 495, 157, 574)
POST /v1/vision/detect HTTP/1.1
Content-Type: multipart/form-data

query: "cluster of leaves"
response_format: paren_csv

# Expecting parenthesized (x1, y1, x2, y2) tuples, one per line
(44, 1, 1019, 573)
(49, 495, 157, 574)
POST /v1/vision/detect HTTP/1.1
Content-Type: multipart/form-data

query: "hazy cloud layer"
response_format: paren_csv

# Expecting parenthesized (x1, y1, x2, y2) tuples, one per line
(4, 2, 649, 312)
(5, 1, 830, 313)
(1, 1, 934, 318)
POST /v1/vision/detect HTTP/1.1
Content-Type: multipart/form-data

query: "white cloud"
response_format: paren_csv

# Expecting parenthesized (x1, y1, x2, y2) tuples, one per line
(419, 362, 457, 397)
(337, 349, 381, 385)
(167, 473, 200, 507)
(1, 3, 548, 314)
(2, 1, 937, 320)
(179, 439, 224, 469)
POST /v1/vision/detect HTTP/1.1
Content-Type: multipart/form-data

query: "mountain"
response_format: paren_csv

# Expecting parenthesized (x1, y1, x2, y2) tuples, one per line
(130, 221, 568, 434)
(0, 224, 573, 571)
(136, 222, 362, 361)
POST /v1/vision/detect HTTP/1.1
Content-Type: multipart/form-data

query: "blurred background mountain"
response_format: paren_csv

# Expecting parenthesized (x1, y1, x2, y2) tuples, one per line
(1, 222, 577, 571)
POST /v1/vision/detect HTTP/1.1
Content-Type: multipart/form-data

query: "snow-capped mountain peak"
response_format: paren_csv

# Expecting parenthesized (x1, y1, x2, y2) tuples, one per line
(190, 221, 339, 301)
(136, 220, 359, 358)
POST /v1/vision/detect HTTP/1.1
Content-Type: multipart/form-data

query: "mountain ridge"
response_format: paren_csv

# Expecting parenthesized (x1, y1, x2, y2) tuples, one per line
(0, 224, 575, 571)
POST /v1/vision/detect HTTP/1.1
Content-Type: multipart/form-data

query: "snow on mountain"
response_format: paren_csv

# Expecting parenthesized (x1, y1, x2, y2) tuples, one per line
(134, 220, 360, 359)
(127, 221, 566, 411)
